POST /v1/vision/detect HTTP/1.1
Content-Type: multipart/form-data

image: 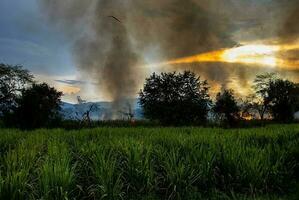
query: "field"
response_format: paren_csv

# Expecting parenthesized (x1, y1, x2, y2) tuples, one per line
(0, 125, 298, 200)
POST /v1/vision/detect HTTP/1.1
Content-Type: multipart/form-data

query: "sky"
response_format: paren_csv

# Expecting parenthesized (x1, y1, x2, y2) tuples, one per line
(0, 0, 299, 103)
(0, 0, 87, 102)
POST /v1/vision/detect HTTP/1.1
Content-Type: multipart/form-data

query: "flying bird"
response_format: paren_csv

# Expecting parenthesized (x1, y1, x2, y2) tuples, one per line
(108, 16, 121, 23)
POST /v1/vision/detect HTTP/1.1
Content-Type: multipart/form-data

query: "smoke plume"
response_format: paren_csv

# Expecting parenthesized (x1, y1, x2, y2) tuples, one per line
(40, 0, 299, 107)
(40, 0, 143, 117)
(278, 1, 299, 43)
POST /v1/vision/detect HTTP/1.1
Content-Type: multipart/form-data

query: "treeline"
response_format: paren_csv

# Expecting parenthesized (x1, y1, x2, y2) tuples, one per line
(1, 63, 299, 129)
(139, 71, 299, 126)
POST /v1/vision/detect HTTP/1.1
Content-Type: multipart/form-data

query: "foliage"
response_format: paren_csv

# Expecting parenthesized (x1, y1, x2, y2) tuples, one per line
(238, 97, 254, 120)
(253, 73, 299, 121)
(0, 125, 298, 199)
(266, 79, 297, 122)
(293, 84, 299, 111)
(139, 71, 211, 125)
(59, 119, 161, 130)
(5, 83, 62, 129)
(0, 64, 34, 113)
(253, 73, 278, 98)
(252, 73, 278, 120)
(213, 89, 240, 126)
(38, 140, 75, 199)
(243, 94, 268, 120)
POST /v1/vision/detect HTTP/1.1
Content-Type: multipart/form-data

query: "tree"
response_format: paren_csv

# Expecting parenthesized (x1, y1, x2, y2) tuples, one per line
(0, 64, 34, 113)
(239, 97, 254, 120)
(213, 89, 240, 126)
(253, 73, 299, 122)
(119, 102, 135, 121)
(244, 94, 269, 120)
(139, 71, 211, 125)
(252, 73, 280, 120)
(266, 79, 297, 122)
(293, 84, 299, 112)
(5, 83, 62, 129)
(80, 104, 100, 127)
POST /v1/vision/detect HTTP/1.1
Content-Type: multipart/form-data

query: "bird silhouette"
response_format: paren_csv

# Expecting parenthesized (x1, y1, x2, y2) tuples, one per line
(108, 16, 121, 23)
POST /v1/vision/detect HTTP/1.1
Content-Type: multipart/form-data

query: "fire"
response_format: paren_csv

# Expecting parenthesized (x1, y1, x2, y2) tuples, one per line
(151, 43, 299, 70)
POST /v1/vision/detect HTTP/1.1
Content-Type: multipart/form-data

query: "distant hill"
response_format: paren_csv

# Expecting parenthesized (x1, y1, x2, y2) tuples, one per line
(60, 100, 143, 120)
(60, 101, 299, 121)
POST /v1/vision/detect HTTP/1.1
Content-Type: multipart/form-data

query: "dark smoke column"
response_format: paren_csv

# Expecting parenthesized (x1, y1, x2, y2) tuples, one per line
(40, 0, 143, 118)
(99, 18, 140, 118)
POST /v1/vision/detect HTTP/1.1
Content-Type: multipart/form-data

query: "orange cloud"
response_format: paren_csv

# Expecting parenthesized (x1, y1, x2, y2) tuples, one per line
(57, 85, 81, 95)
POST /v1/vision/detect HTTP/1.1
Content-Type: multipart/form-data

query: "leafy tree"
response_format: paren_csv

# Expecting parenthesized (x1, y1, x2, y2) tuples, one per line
(243, 94, 268, 120)
(5, 83, 62, 129)
(213, 89, 240, 126)
(252, 73, 277, 120)
(266, 79, 297, 122)
(253, 73, 299, 122)
(139, 71, 211, 125)
(294, 84, 299, 111)
(0, 64, 34, 113)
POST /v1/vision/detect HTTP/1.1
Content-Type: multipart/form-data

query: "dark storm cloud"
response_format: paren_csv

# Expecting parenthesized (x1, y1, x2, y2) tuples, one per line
(278, 0, 299, 42)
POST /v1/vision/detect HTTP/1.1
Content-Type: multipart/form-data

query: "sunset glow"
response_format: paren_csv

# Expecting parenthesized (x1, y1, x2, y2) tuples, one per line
(153, 43, 299, 71)
(57, 85, 81, 95)
(222, 45, 278, 67)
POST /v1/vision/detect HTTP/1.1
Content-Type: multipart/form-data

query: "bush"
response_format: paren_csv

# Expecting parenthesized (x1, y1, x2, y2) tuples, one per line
(3, 83, 62, 129)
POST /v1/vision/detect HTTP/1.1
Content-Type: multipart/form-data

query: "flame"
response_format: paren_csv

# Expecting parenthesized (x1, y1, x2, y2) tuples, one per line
(151, 43, 299, 70)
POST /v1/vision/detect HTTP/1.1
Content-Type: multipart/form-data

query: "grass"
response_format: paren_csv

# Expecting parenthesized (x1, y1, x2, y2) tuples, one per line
(0, 125, 298, 199)
(38, 139, 75, 199)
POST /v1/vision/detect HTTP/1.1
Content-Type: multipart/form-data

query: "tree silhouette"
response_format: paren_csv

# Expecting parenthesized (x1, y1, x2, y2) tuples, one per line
(0, 64, 34, 114)
(213, 89, 240, 126)
(267, 79, 297, 122)
(243, 94, 269, 120)
(239, 97, 254, 120)
(252, 73, 277, 120)
(139, 71, 211, 125)
(253, 73, 299, 122)
(6, 83, 62, 129)
(80, 104, 100, 127)
(293, 84, 299, 112)
(119, 102, 135, 121)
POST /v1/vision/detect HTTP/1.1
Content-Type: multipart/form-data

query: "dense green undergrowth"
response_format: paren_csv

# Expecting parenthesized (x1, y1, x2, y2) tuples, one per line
(0, 125, 298, 199)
